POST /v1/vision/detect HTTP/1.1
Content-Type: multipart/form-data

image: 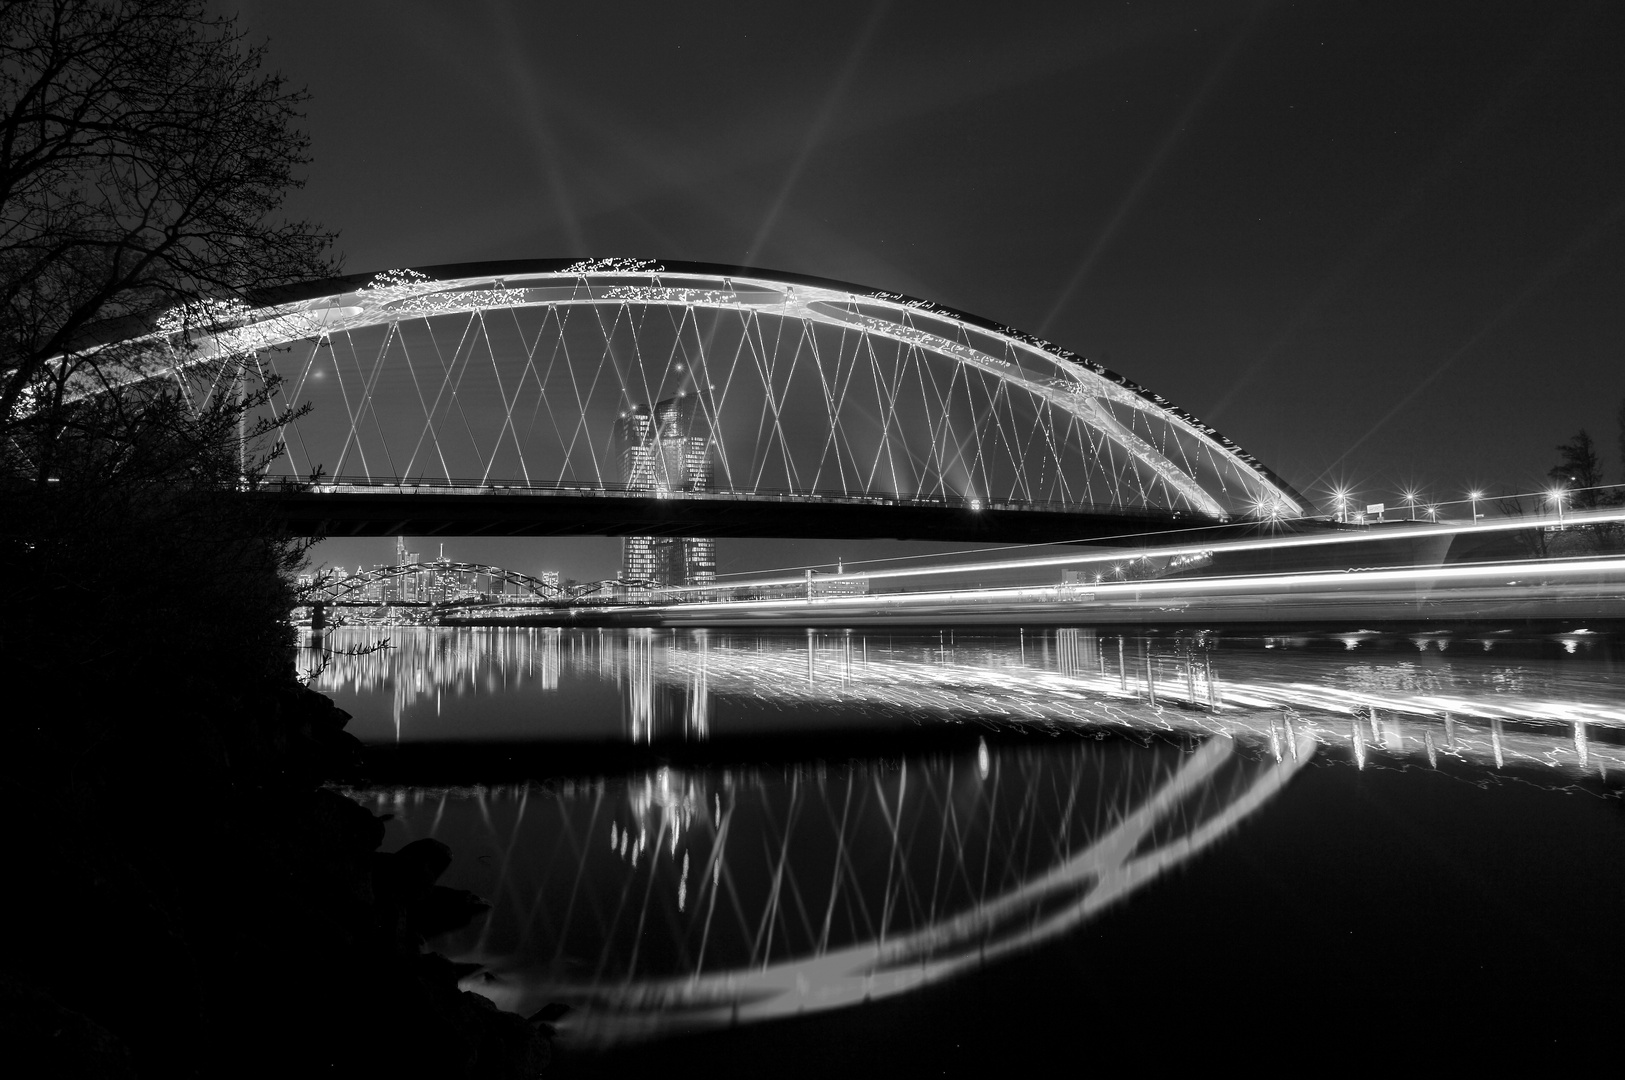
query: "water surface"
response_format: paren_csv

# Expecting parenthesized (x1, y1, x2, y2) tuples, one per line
(311, 626, 1625, 1069)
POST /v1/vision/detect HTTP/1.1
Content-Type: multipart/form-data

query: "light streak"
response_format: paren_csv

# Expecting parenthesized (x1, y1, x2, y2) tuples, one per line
(644, 555, 1625, 620)
(656, 506, 1625, 596)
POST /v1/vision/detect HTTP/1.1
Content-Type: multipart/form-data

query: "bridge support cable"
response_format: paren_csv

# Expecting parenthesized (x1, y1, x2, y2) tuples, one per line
(81, 262, 1305, 524)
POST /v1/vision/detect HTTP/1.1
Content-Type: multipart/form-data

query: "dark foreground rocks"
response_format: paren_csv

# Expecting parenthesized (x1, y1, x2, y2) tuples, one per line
(1, 679, 551, 1077)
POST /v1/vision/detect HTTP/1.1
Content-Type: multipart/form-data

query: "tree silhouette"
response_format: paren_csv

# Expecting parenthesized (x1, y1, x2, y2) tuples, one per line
(1549, 429, 1604, 508)
(0, 0, 335, 680)
(1617, 396, 1625, 478)
(0, 0, 333, 448)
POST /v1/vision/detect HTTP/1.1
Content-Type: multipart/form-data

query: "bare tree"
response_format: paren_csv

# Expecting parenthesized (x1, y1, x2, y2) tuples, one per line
(0, 0, 334, 682)
(0, 0, 333, 457)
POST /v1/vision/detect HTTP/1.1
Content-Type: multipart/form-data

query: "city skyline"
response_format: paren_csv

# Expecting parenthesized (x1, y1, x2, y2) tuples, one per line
(12, 5, 1620, 1070)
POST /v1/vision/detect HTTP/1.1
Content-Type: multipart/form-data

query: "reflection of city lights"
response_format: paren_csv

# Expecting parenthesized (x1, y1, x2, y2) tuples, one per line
(325, 628, 1625, 1043)
(315, 626, 1625, 783)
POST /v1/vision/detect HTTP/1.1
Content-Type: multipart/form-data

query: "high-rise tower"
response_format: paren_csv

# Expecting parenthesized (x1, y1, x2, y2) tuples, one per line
(616, 395, 715, 592)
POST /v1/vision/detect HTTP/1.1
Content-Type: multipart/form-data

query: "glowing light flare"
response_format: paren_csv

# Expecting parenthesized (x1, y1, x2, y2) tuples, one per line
(1328, 486, 1353, 522)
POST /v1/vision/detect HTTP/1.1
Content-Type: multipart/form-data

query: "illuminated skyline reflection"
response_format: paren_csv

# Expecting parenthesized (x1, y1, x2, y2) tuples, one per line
(309, 626, 1625, 779)
(317, 625, 1625, 1045)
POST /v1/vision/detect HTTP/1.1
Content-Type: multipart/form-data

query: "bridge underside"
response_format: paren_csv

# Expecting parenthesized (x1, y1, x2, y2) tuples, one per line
(248, 490, 1292, 544)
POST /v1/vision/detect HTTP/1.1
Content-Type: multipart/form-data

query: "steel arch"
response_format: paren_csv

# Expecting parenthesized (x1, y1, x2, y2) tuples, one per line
(132, 259, 1308, 520)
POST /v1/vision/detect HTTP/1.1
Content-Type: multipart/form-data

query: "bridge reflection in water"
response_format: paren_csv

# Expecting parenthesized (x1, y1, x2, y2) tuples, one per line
(325, 626, 1625, 1043)
(369, 736, 1311, 1043)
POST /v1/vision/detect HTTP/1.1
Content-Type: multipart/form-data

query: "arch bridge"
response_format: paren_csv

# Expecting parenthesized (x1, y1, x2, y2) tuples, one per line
(128, 259, 1307, 541)
(311, 560, 562, 605)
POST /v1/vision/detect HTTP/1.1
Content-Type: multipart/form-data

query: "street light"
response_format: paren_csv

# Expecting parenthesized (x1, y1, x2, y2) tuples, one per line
(1401, 490, 1419, 521)
(1548, 487, 1567, 525)
(1468, 489, 1484, 523)
(1330, 487, 1351, 523)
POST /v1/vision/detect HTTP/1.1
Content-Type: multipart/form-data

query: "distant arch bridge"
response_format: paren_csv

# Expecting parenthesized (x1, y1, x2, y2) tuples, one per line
(312, 561, 562, 606)
(117, 259, 1312, 541)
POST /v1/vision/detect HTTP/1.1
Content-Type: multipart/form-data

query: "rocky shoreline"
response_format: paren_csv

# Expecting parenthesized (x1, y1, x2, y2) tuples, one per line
(1, 679, 551, 1077)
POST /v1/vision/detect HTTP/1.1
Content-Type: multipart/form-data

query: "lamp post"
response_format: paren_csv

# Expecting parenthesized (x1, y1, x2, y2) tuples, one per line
(1548, 487, 1567, 526)
(1401, 490, 1418, 521)
(1468, 489, 1483, 523)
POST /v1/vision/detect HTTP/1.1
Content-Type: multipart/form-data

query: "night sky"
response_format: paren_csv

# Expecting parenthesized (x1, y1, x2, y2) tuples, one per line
(225, 1, 1625, 578)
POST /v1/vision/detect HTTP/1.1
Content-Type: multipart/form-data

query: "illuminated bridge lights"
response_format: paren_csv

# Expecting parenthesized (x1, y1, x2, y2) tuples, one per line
(85, 260, 1308, 523)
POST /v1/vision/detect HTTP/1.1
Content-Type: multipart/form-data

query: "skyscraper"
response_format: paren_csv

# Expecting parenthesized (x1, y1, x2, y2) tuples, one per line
(617, 394, 715, 592)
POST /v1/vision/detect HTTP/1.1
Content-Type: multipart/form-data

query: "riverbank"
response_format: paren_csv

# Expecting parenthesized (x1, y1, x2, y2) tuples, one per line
(1, 676, 551, 1076)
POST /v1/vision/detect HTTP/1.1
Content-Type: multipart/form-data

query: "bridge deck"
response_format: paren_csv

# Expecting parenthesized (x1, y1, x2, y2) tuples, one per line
(248, 487, 1267, 544)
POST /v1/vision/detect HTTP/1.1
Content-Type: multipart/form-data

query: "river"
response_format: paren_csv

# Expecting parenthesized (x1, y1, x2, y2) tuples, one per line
(306, 625, 1625, 1071)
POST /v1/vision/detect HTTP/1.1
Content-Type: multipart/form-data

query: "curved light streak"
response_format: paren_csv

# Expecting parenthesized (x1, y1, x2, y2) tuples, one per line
(611, 553, 1625, 630)
(674, 505, 1625, 596)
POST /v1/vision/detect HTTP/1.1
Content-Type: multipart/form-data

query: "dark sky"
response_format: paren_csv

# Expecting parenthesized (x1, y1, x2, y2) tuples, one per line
(225, 0, 1625, 578)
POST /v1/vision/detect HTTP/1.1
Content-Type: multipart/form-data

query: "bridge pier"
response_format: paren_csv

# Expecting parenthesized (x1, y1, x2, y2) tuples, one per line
(305, 601, 328, 648)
